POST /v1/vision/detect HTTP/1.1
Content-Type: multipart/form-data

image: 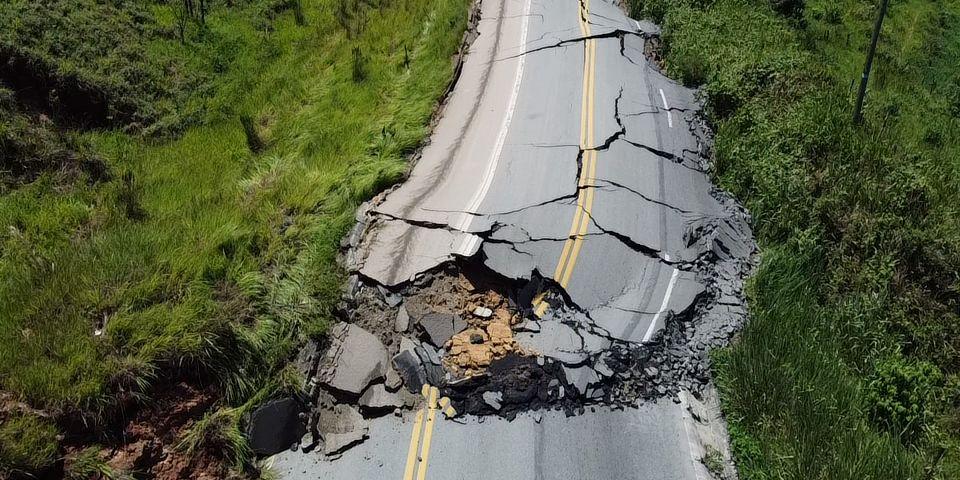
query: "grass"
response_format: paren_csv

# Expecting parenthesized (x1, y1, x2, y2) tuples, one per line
(0, 0, 469, 475)
(0, 412, 59, 473)
(628, 0, 960, 477)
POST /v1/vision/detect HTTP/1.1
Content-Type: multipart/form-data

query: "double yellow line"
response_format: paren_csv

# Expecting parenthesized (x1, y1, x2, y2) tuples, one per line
(403, 384, 456, 480)
(534, 0, 598, 317)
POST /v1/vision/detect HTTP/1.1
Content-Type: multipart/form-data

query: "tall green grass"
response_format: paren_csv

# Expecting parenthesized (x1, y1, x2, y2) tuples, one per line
(630, 0, 960, 477)
(0, 0, 468, 474)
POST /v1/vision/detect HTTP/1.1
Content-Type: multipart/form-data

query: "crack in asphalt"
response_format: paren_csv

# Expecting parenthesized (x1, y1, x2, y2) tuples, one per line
(622, 106, 693, 117)
(592, 177, 699, 215)
(497, 28, 642, 61)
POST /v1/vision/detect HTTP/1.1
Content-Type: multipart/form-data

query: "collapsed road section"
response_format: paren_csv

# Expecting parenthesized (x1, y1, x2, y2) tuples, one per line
(279, 0, 756, 465)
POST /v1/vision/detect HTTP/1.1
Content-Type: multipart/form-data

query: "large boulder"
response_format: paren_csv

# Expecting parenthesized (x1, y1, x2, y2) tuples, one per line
(317, 323, 389, 396)
(246, 397, 305, 455)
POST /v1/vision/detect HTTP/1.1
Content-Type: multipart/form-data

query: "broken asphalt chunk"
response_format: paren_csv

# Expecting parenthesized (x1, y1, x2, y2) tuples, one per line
(385, 366, 403, 391)
(319, 404, 369, 456)
(415, 343, 447, 386)
(418, 311, 466, 347)
(393, 336, 427, 392)
(317, 323, 389, 397)
(563, 365, 600, 397)
(359, 384, 404, 412)
(393, 349, 427, 393)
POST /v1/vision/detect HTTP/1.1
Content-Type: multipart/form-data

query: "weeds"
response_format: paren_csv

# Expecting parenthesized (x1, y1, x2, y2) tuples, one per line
(177, 408, 251, 470)
(64, 447, 126, 480)
(702, 445, 726, 478)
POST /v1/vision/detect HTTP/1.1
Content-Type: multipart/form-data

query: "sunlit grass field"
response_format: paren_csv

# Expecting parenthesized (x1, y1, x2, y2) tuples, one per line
(0, 0, 468, 473)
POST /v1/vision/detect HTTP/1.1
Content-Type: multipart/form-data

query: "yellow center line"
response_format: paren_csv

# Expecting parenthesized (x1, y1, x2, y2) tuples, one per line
(534, 0, 596, 317)
(415, 386, 440, 480)
(402, 407, 426, 480)
(560, 37, 597, 288)
(403, 384, 448, 480)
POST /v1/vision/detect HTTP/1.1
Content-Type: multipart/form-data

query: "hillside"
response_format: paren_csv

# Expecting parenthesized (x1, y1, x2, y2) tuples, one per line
(628, 0, 960, 477)
(0, 0, 468, 476)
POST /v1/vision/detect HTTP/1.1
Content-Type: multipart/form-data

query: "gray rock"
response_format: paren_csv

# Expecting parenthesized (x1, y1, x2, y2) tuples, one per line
(319, 404, 369, 455)
(247, 397, 305, 455)
(394, 306, 410, 333)
(343, 275, 360, 302)
(515, 321, 588, 365)
(418, 343, 443, 366)
(418, 311, 465, 347)
(415, 343, 446, 386)
(515, 319, 541, 333)
(393, 349, 427, 393)
(341, 221, 364, 249)
(563, 365, 600, 396)
(593, 358, 614, 378)
(482, 391, 503, 410)
(359, 384, 404, 411)
(295, 340, 320, 379)
(317, 323, 389, 396)
(378, 285, 402, 307)
(385, 366, 403, 391)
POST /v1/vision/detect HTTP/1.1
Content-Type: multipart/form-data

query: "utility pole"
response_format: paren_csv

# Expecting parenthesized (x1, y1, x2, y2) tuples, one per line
(853, 0, 891, 124)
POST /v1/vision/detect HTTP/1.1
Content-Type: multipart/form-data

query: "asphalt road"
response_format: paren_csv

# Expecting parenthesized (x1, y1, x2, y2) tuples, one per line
(272, 400, 708, 480)
(358, 0, 717, 344)
(273, 0, 751, 477)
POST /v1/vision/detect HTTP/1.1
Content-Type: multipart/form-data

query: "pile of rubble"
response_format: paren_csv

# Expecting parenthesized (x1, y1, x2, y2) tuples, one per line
(271, 267, 537, 456)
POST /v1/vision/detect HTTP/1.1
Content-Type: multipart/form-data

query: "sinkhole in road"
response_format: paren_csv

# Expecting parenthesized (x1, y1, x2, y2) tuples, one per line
(341, 250, 745, 421)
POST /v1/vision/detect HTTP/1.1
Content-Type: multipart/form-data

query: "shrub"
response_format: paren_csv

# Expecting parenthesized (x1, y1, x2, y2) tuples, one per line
(770, 0, 804, 18)
(866, 356, 944, 443)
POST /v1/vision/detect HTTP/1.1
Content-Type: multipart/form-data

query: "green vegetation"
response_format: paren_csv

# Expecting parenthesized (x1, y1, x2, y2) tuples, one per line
(0, 0, 468, 475)
(0, 412, 59, 473)
(629, 0, 960, 477)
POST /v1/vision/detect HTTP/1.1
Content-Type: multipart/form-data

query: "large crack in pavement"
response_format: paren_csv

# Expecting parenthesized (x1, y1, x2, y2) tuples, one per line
(285, 0, 757, 461)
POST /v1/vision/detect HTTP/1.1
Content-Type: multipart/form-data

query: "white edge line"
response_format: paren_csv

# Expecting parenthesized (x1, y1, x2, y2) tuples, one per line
(454, 0, 532, 256)
(642, 255, 679, 343)
(659, 88, 673, 128)
(634, 19, 641, 31)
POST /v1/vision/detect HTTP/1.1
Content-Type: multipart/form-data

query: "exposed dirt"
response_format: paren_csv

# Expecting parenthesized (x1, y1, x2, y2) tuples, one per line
(62, 383, 229, 480)
(412, 272, 528, 377)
